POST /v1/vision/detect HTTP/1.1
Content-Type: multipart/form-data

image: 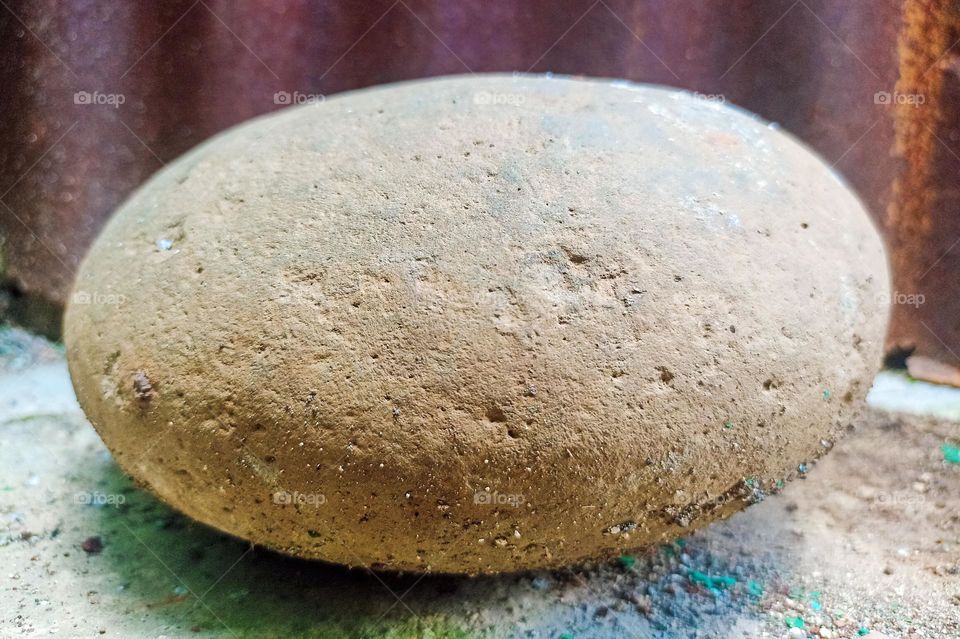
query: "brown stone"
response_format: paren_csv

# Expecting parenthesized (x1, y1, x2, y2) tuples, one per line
(64, 76, 888, 573)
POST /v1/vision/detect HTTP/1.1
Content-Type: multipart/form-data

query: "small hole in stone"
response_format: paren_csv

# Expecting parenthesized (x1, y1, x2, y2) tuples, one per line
(486, 406, 507, 422)
(657, 367, 674, 383)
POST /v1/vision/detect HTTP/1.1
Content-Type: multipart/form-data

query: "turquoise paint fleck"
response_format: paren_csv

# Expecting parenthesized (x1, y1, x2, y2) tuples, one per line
(942, 444, 960, 464)
(784, 615, 804, 629)
(809, 591, 822, 611)
(688, 570, 737, 591)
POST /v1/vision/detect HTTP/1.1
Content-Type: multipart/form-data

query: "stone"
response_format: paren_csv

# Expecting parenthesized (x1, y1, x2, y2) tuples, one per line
(64, 75, 888, 573)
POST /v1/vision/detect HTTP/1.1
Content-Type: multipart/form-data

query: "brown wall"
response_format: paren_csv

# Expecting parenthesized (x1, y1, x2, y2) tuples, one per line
(2, 0, 955, 380)
(885, 0, 960, 384)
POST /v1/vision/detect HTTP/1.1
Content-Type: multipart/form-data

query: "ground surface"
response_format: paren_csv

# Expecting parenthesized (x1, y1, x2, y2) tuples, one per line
(1, 324, 959, 638)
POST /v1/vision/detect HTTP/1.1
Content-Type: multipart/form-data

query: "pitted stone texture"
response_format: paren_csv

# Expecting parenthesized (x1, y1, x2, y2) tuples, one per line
(65, 75, 888, 574)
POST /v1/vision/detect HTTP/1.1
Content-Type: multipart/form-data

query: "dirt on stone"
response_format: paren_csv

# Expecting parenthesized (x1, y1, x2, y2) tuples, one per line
(64, 75, 888, 574)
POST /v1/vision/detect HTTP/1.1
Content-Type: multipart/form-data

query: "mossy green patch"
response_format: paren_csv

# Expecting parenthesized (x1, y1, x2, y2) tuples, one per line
(227, 617, 474, 639)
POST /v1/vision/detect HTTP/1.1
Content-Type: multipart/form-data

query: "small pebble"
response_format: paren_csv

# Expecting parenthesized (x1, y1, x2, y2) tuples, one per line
(80, 536, 103, 554)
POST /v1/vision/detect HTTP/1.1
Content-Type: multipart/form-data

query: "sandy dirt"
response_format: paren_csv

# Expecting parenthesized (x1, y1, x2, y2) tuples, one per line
(1, 325, 959, 638)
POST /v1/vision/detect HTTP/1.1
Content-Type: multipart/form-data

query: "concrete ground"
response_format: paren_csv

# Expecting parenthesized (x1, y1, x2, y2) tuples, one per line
(1, 323, 959, 638)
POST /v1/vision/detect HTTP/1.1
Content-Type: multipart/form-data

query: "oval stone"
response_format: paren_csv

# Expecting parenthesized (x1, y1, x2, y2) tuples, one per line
(65, 75, 888, 573)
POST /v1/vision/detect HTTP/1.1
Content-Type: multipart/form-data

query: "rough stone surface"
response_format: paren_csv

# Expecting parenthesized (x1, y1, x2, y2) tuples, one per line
(64, 75, 889, 574)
